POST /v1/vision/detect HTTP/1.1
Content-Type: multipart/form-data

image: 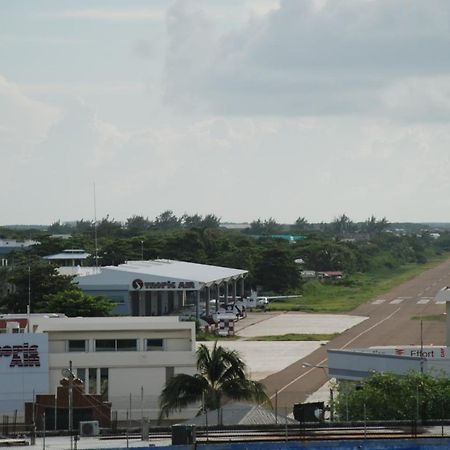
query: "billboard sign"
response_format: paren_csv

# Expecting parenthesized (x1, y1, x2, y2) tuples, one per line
(0, 334, 49, 413)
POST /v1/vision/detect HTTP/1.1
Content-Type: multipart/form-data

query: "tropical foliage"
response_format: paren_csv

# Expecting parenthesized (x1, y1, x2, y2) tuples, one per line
(158, 342, 270, 421)
(335, 372, 450, 421)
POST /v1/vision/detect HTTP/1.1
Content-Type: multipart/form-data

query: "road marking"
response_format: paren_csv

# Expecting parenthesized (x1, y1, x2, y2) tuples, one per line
(436, 300, 446, 304)
(271, 308, 401, 398)
(390, 298, 404, 304)
(372, 299, 385, 305)
(398, 296, 412, 299)
(418, 292, 423, 296)
(417, 299, 430, 304)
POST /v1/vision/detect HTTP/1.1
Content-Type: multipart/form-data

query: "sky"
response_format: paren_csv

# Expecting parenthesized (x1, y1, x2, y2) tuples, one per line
(2, 0, 450, 225)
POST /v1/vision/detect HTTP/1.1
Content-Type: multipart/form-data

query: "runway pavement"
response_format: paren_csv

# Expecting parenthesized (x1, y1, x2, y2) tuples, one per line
(261, 257, 450, 412)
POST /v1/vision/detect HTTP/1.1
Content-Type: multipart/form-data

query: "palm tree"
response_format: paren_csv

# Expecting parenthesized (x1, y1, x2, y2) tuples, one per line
(159, 341, 271, 421)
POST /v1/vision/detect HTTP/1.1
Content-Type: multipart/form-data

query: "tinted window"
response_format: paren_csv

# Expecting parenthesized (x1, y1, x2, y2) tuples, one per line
(116, 339, 137, 351)
(95, 339, 115, 351)
(68, 340, 86, 352)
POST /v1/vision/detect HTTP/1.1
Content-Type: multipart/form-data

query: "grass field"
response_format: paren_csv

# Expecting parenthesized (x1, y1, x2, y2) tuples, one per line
(267, 254, 450, 314)
(411, 314, 446, 322)
(247, 333, 339, 341)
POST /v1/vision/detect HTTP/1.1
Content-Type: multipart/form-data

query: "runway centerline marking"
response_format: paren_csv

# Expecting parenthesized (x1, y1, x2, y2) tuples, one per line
(270, 308, 401, 398)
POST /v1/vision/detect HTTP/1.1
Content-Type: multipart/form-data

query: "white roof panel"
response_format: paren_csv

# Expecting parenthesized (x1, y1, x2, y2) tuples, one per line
(75, 259, 247, 289)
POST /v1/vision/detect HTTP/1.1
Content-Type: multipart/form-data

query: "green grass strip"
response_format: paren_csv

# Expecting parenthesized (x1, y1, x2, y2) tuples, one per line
(267, 254, 450, 314)
(411, 314, 446, 322)
(248, 333, 338, 341)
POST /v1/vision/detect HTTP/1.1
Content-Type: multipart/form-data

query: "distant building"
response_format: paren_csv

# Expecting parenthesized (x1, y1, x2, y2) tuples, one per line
(43, 248, 91, 267)
(0, 239, 38, 261)
(75, 259, 248, 316)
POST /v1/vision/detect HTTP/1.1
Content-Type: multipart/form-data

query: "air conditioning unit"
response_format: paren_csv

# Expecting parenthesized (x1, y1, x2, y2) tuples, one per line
(79, 420, 100, 437)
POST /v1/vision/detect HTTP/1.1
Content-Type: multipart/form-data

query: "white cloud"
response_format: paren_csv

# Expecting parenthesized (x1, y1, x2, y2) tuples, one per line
(0, 74, 60, 150)
(44, 9, 164, 21)
(163, 0, 450, 119)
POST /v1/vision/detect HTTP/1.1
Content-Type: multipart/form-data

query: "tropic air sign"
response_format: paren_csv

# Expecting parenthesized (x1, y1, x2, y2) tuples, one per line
(0, 334, 49, 413)
(131, 278, 196, 290)
(0, 342, 41, 367)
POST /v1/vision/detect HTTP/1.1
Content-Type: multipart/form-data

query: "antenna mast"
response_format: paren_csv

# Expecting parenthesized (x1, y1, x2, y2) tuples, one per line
(93, 182, 98, 268)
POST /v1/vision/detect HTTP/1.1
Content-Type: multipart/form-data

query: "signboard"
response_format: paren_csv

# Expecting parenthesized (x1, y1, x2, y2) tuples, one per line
(131, 278, 196, 291)
(0, 334, 49, 413)
(361, 346, 447, 359)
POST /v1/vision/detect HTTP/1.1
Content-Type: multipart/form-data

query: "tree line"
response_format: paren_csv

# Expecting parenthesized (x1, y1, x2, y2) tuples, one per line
(0, 213, 449, 315)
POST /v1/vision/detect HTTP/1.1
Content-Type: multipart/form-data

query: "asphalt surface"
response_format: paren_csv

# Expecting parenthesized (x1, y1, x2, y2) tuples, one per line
(261, 257, 450, 412)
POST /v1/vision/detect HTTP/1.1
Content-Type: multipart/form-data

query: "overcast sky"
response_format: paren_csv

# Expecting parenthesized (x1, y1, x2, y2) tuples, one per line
(2, 0, 450, 225)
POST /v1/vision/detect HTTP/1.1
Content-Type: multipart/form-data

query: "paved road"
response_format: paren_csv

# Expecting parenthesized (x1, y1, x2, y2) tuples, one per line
(261, 258, 450, 412)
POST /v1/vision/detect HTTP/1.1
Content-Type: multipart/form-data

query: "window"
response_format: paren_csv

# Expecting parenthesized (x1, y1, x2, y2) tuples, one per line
(68, 340, 87, 352)
(100, 368, 109, 400)
(95, 339, 137, 352)
(108, 295, 125, 304)
(76, 368, 86, 385)
(147, 339, 163, 351)
(116, 339, 137, 351)
(88, 368, 97, 394)
(95, 340, 116, 352)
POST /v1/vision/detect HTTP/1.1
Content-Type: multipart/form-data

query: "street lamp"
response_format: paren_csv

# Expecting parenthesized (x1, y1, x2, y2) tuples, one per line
(140, 241, 144, 261)
(62, 363, 75, 450)
(302, 363, 334, 421)
(302, 362, 328, 370)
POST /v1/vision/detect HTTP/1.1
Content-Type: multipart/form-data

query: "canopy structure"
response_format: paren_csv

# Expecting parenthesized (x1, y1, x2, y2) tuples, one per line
(76, 259, 248, 317)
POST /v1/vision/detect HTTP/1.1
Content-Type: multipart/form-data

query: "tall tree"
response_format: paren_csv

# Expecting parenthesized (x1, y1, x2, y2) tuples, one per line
(125, 215, 152, 234)
(154, 210, 182, 230)
(159, 342, 270, 421)
(42, 289, 113, 317)
(0, 259, 75, 313)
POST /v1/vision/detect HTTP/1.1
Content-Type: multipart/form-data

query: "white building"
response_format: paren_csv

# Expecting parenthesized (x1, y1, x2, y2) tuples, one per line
(75, 259, 248, 316)
(0, 315, 196, 421)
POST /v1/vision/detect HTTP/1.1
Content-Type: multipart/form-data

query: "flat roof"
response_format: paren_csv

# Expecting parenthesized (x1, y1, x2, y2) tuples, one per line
(76, 259, 248, 289)
(115, 259, 247, 282)
(30, 316, 193, 332)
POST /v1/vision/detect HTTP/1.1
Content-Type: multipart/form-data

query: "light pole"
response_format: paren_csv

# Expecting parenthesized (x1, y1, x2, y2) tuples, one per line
(62, 363, 75, 450)
(140, 241, 144, 261)
(302, 362, 332, 420)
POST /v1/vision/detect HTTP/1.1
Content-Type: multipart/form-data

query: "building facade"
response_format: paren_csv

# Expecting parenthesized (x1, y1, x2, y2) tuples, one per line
(75, 259, 248, 316)
(0, 315, 197, 422)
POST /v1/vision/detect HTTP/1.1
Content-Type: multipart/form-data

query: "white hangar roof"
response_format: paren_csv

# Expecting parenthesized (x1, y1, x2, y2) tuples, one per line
(75, 259, 248, 291)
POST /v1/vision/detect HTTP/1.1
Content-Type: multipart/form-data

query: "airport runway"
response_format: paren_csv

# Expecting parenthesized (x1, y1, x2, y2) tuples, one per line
(261, 257, 450, 412)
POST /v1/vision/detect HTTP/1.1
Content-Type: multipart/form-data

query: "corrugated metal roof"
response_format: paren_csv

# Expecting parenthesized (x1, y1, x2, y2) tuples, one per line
(182, 402, 297, 426)
(108, 259, 247, 284)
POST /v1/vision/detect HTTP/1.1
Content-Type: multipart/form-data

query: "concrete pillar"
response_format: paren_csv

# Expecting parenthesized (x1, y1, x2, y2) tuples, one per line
(225, 282, 229, 305)
(206, 286, 211, 316)
(196, 290, 201, 320)
(138, 292, 145, 316)
(151, 292, 158, 315)
(232, 280, 237, 302)
(241, 277, 245, 299)
(216, 283, 220, 312)
(161, 291, 169, 315)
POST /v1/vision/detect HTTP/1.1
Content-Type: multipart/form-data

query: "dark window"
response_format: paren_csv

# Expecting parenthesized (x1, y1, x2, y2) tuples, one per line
(95, 339, 116, 352)
(68, 340, 86, 352)
(147, 339, 163, 351)
(116, 339, 137, 351)
(77, 368, 86, 385)
(100, 368, 109, 400)
(88, 368, 97, 394)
